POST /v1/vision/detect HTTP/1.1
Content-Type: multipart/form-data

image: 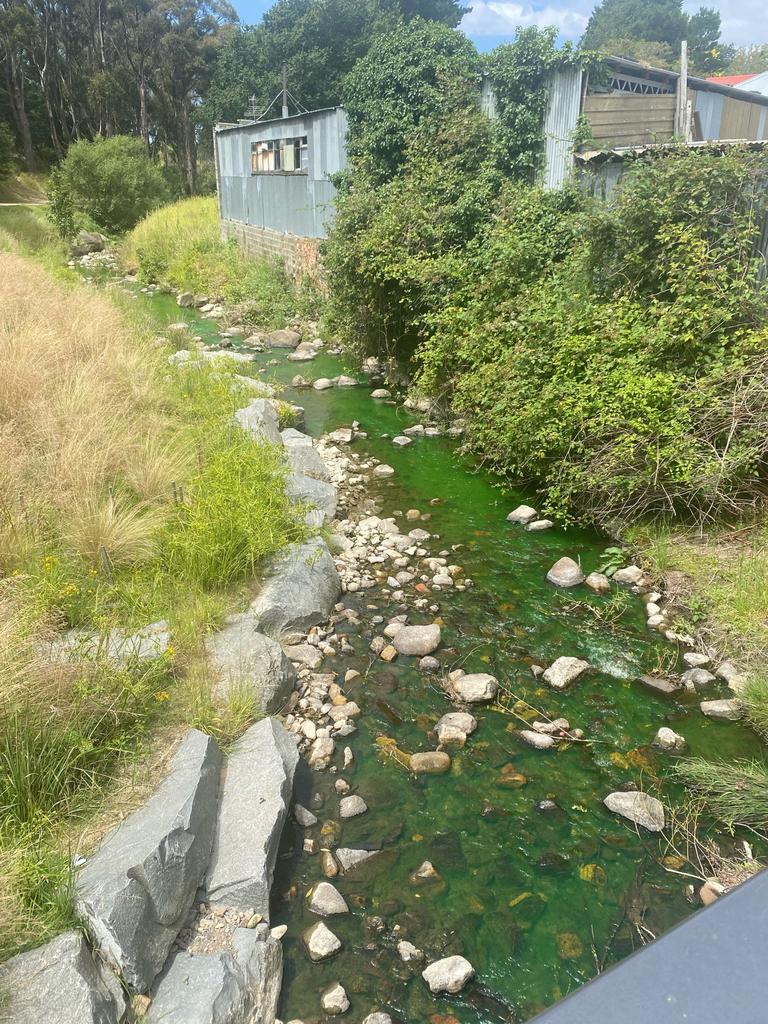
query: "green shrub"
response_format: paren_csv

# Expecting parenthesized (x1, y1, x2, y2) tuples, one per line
(125, 197, 318, 328)
(0, 123, 16, 182)
(162, 426, 306, 589)
(48, 135, 170, 236)
(417, 148, 768, 527)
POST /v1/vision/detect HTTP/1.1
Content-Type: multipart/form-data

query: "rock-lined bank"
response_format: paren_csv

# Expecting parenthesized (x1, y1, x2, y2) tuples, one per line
(22, 266, 761, 1024)
(0, 720, 295, 1023)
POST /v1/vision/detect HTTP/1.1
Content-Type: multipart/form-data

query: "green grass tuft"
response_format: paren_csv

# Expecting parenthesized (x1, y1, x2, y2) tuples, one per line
(669, 756, 768, 830)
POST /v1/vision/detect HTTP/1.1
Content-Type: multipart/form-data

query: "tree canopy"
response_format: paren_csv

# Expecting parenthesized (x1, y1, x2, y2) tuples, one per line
(203, 0, 468, 128)
(581, 0, 733, 74)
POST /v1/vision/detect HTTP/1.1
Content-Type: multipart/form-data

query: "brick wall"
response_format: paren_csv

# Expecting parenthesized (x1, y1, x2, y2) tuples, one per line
(221, 219, 324, 289)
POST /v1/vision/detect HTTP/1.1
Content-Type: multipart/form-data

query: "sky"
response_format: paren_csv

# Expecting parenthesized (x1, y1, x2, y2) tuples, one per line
(232, 0, 765, 51)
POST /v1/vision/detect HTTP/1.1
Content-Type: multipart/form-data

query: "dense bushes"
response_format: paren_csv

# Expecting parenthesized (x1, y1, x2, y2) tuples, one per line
(428, 150, 768, 526)
(124, 197, 319, 328)
(329, 46, 768, 527)
(48, 135, 170, 237)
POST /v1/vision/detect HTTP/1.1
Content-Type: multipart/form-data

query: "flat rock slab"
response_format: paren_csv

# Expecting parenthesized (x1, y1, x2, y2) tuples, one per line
(48, 620, 170, 665)
(546, 557, 585, 588)
(147, 929, 281, 1024)
(285, 471, 338, 522)
(450, 673, 499, 703)
(234, 398, 282, 445)
(422, 955, 475, 994)
(285, 444, 331, 482)
(0, 930, 127, 1024)
(700, 699, 743, 720)
(637, 674, 681, 696)
(334, 848, 381, 873)
(543, 657, 590, 691)
(207, 615, 296, 715)
(250, 538, 341, 637)
(76, 730, 222, 992)
(393, 624, 441, 656)
(604, 791, 665, 831)
(206, 719, 298, 919)
(410, 751, 451, 774)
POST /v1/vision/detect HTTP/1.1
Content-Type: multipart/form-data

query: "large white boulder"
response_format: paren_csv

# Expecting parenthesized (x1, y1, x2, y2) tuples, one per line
(604, 791, 665, 831)
(422, 955, 475, 994)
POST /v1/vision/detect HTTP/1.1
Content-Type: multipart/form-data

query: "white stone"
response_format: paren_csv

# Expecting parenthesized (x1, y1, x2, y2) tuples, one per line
(546, 557, 585, 588)
(321, 982, 350, 1015)
(506, 504, 537, 524)
(422, 955, 475, 995)
(303, 922, 342, 961)
(451, 673, 498, 703)
(653, 727, 686, 753)
(604, 791, 665, 831)
(612, 565, 645, 585)
(307, 881, 349, 917)
(339, 794, 368, 818)
(542, 657, 590, 690)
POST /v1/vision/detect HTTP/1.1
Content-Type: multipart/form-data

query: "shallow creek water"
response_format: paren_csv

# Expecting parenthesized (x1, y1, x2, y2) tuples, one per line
(114, 284, 762, 1023)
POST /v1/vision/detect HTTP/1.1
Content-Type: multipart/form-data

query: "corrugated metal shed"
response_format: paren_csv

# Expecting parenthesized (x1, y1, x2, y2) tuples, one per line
(542, 67, 584, 190)
(214, 107, 348, 239)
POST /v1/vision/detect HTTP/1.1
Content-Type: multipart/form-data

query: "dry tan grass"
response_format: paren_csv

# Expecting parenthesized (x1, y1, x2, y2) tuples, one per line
(0, 253, 183, 569)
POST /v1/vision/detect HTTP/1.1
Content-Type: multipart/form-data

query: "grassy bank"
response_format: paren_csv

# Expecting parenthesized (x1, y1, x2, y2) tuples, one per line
(0, 251, 304, 958)
(123, 196, 320, 329)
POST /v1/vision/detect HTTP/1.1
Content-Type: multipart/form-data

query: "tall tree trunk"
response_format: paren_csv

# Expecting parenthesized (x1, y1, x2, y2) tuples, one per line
(139, 72, 149, 150)
(180, 103, 196, 195)
(3, 54, 36, 170)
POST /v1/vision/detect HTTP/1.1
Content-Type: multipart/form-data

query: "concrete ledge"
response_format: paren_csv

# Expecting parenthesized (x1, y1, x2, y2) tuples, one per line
(531, 868, 768, 1023)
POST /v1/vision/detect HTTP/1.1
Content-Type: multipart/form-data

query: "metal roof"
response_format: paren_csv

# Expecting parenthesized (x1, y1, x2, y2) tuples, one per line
(214, 106, 343, 135)
(604, 56, 768, 108)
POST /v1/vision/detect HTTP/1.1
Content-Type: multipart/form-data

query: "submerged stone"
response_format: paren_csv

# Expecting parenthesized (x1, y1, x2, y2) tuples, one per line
(393, 623, 441, 656)
(542, 657, 589, 690)
(604, 791, 665, 831)
(450, 673, 498, 703)
(303, 921, 342, 961)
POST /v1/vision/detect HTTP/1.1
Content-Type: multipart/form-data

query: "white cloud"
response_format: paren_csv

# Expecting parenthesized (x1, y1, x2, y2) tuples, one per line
(462, 1, 766, 45)
(461, 1, 591, 40)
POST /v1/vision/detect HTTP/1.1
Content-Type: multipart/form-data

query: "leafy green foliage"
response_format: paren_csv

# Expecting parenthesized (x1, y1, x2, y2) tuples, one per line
(342, 18, 481, 183)
(0, 123, 16, 181)
(203, 0, 468, 127)
(486, 27, 581, 181)
(581, 0, 733, 74)
(47, 135, 170, 236)
(421, 148, 768, 527)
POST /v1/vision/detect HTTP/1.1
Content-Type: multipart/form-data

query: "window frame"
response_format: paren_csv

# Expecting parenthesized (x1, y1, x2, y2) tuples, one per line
(251, 135, 309, 176)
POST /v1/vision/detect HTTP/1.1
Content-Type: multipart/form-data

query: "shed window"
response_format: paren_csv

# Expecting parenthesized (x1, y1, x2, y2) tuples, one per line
(251, 136, 308, 174)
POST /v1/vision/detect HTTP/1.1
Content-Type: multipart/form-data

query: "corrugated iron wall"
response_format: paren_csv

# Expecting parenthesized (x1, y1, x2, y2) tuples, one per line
(215, 107, 348, 239)
(542, 67, 583, 190)
(693, 90, 768, 140)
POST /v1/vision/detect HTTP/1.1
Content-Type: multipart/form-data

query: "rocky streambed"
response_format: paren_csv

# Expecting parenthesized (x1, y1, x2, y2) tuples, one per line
(5, 266, 762, 1024)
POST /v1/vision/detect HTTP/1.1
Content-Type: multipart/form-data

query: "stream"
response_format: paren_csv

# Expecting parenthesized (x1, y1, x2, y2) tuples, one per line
(98, 276, 764, 1023)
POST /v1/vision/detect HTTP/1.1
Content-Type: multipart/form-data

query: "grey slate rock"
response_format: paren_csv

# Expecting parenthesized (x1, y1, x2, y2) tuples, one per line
(637, 674, 681, 696)
(206, 718, 298, 919)
(285, 471, 338, 522)
(76, 729, 222, 992)
(207, 614, 296, 715)
(284, 444, 331, 482)
(700, 698, 743, 720)
(250, 538, 341, 637)
(235, 398, 282, 445)
(0, 930, 127, 1024)
(147, 929, 282, 1024)
(49, 620, 170, 665)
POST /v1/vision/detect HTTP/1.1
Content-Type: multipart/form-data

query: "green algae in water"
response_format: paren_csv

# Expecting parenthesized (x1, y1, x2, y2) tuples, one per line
(123, 283, 763, 1024)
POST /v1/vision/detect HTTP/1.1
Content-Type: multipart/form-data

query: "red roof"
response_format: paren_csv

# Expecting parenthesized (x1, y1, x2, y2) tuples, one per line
(706, 73, 758, 86)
